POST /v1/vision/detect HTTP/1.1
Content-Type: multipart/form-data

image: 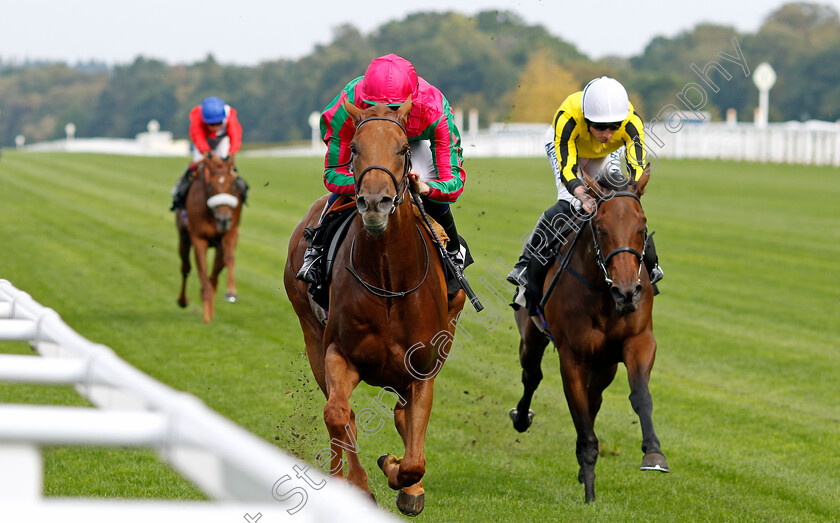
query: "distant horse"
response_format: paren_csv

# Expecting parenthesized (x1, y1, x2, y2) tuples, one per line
(284, 99, 466, 516)
(176, 154, 243, 324)
(509, 172, 668, 503)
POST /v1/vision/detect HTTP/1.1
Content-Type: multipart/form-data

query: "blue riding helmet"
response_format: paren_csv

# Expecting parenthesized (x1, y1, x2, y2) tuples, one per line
(201, 97, 226, 124)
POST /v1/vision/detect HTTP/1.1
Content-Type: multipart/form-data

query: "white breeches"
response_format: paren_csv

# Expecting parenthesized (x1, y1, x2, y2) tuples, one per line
(193, 136, 231, 162)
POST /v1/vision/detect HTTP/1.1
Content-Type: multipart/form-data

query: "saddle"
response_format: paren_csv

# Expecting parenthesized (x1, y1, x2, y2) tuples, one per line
(304, 196, 357, 311)
(305, 195, 472, 315)
(512, 224, 579, 318)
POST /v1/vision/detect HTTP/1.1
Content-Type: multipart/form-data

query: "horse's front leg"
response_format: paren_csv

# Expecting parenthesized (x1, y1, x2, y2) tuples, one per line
(588, 364, 618, 424)
(220, 229, 238, 303)
(177, 222, 191, 308)
(379, 379, 432, 516)
(208, 243, 226, 315)
(559, 349, 599, 503)
(379, 399, 424, 516)
(624, 332, 669, 473)
(191, 237, 214, 323)
(322, 345, 370, 494)
(510, 307, 549, 432)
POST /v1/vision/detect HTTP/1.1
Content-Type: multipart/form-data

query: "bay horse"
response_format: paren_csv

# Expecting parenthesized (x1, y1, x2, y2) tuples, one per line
(509, 172, 668, 503)
(176, 154, 243, 324)
(283, 99, 466, 516)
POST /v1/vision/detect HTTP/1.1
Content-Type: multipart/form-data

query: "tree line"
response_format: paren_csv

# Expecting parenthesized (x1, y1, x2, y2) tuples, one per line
(1, 2, 838, 147)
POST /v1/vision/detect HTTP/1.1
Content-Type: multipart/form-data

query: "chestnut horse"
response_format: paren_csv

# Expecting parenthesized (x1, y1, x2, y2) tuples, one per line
(284, 99, 465, 516)
(176, 155, 243, 323)
(509, 172, 668, 503)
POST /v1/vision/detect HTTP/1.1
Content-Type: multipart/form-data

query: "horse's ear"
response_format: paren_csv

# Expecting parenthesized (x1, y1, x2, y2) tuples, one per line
(396, 95, 412, 124)
(630, 168, 650, 196)
(343, 99, 364, 124)
(581, 171, 607, 198)
(581, 171, 596, 192)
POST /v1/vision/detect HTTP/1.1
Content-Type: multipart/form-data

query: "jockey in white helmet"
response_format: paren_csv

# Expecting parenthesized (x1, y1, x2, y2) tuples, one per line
(508, 76, 663, 294)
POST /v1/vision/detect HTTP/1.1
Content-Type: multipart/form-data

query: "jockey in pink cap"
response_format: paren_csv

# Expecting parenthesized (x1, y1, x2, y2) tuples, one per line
(297, 54, 468, 286)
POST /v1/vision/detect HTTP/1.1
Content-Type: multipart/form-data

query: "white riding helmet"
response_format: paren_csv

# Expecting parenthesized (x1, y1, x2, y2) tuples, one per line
(581, 76, 630, 123)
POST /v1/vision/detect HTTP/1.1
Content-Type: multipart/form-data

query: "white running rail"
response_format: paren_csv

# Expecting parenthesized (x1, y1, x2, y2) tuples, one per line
(0, 279, 395, 522)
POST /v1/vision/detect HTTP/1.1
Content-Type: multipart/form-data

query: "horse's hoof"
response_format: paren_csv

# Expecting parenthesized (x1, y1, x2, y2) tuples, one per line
(377, 454, 401, 473)
(509, 407, 535, 432)
(396, 490, 425, 517)
(224, 292, 238, 303)
(640, 452, 669, 473)
(177, 298, 187, 308)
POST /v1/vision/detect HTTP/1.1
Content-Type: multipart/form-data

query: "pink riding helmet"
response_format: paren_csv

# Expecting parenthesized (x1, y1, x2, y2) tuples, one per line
(358, 54, 419, 106)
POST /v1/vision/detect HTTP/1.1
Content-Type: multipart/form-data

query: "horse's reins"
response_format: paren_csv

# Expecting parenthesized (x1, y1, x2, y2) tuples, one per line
(539, 220, 586, 310)
(345, 224, 430, 299)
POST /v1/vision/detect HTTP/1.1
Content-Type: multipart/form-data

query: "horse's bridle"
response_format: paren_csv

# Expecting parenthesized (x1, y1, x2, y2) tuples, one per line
(350, 116, 412, 213)
(201, 162, 240, 210)
(589, 191, 647, 287)
(336, 115, 430, 299)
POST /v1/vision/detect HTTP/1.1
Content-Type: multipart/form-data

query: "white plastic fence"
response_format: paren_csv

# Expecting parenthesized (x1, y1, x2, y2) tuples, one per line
(21, 135, 190, 157)
(458, 120, 840, 166)
(0, 279, 395, 522)
(645, 121, 840, 166)
(20, 119, 840, 166)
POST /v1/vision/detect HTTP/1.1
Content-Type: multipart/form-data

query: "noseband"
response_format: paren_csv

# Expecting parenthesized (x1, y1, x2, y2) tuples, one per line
(352, 116, 412, 212)
(202, 164, 240, 210)
(589, 191, 647, 286)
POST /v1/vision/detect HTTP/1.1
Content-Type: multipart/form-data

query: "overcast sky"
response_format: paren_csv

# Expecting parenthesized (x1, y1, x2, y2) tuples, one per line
(2, 0, 838, 66)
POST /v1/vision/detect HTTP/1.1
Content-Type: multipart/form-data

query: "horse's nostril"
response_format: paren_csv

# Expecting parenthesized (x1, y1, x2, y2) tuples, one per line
(610, 286, 624, 303)
(634, 284, 643, 297)
(356, 196, 369, 213)
(378, 196, 394, 213)
(216, 216, 232, 231)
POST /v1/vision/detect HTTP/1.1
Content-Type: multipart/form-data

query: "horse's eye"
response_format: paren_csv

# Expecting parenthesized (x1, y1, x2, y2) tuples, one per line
(350, 144, 357, 155)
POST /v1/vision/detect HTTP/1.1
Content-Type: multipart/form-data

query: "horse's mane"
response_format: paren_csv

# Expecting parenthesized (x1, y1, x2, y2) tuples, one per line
(198, 155, 230, 172)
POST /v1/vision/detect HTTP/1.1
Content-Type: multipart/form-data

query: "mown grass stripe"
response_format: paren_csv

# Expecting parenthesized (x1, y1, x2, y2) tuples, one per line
(0, 152, 838, 520)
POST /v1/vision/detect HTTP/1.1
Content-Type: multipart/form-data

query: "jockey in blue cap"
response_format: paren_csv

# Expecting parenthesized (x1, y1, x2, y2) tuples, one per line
(170, 96, 249, 210)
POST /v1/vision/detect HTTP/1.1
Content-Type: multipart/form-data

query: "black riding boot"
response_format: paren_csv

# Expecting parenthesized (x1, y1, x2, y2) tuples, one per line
(424, 201, 464, 271)
(234, 176, 249, 205)
(507, 200, 574, 286)
(644, 231, 664, 285)
(170, 166, 193, 211)
(296, 202, 330, 285)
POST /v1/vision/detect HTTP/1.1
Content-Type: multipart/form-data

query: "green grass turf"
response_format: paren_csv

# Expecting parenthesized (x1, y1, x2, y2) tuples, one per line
(1, 152, 838, 520)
